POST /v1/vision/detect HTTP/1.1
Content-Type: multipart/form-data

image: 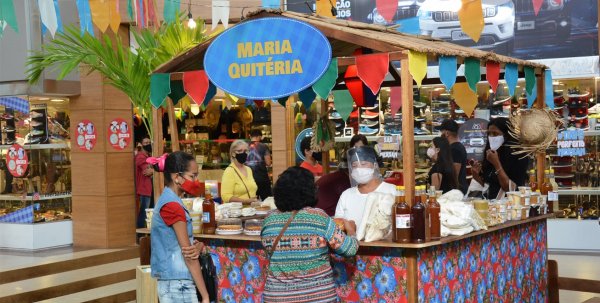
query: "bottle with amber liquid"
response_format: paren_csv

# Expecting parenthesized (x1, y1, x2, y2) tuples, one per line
(420, 186, 431, 242)
(411, 186, 426, 243)
(427, 187, 441, 240)
(528, 169, 538, 192)
(202, 187, 216, 234)
(541, 170, 553, 213)
(393, 186, 411, 243)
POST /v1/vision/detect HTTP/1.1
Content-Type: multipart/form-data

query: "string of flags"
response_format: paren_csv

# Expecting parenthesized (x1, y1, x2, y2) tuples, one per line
(150, 52, 554, 118)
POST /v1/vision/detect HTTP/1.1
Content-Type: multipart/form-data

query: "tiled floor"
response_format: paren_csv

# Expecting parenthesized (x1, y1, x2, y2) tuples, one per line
(550, 252, 600, 303)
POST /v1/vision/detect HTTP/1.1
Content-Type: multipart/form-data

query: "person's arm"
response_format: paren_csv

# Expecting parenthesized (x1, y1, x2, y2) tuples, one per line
(486, 150, 511, 192)
(334, 193, 346, 218)
(172, 222, 210, 303)
(471, 161, 484, 186)
(325, 217, 358, 257)
(431, 173, 442, 191)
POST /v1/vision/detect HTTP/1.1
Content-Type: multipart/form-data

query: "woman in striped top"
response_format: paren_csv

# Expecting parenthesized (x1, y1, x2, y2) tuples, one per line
(261, 166, 359, 303)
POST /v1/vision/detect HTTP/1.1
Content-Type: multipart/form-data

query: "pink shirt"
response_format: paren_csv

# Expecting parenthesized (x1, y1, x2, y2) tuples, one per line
(135, 152, 152, 196)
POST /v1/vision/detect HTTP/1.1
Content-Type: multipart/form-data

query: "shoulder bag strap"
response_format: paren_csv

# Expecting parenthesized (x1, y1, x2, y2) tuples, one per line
(229, 166, 251, 198)
(268, 210, 298, 257)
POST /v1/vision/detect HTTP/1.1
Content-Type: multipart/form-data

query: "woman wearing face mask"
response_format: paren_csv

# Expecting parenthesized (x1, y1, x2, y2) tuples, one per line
(150, 151, 210, 303)
(427, 137, 459, 193)
(299, 136, 323, 177)
(472, 117, 529, 199)
(221, 139, 259, 204)
(334, 146, 396, 229)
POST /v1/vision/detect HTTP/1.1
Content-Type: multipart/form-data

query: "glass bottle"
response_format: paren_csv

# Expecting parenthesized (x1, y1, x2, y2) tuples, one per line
(541, 170, 553, 213)
(411, 186, 426, 243)
(528, 169, 538, 192)
(202, 187, 216, 234)
(393, 186, 411, 243)
(420, 186, 431, 241)
(427, 189, 441, 240)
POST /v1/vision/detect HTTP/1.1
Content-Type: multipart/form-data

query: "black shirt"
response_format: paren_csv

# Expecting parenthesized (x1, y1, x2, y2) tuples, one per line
(428, 163, 455, 193)
(451, 142, 468, 194)
(482, 145, 529, 199)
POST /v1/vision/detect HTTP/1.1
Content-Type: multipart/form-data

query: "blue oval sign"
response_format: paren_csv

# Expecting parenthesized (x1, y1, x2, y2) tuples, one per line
(204, 17, 332, 100)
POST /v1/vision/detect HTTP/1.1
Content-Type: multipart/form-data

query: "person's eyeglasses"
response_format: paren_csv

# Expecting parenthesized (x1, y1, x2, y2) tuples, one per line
(179, 172, 199, 180)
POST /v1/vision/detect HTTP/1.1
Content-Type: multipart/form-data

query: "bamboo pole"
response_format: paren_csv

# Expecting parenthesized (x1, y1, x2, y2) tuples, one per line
(166, 99, 180, 152)
(152, 106, 164, 201)
(536, 71, 546, 186)
(401, 55, 415, 206)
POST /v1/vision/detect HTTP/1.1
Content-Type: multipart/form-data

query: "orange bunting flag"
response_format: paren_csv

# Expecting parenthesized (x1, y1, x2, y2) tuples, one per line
(452, 82, 478, 117)
(316, 0, 334, 18)
(408, 51, 427, 88)
(108, 0, 121, 33)
(89, 0, 110, 33)
(458, 0, 484, 42)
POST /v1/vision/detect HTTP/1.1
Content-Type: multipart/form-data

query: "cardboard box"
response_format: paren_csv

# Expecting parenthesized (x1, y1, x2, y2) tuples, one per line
(136, 265, 158, 303)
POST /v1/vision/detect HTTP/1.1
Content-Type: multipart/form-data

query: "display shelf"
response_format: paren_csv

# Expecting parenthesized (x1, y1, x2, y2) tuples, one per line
(557, 188, 600, 196)
(0, 193, 72, 201)
(0, 143, 69, 150)
(334, 135, 437, 143)
(0, 220, 73, 250)
(584, 130, 600, 136)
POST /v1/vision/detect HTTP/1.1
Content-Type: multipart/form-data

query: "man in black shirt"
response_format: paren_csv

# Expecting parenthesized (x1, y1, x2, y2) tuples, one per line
(440, 120, 468, 194)
(247, 129, 272, 200)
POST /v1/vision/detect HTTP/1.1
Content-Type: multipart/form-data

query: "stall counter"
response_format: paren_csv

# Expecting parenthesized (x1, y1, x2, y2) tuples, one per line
(186, 214, 552, 303)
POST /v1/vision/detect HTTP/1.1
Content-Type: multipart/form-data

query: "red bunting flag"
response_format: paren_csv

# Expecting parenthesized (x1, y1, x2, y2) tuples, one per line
(344, 65, 365, 107)
(375, 0, 398, 23)
(147, 0, 159, 27)
(390, 86, 402, 117)
(532, 0, 543, 16)
(486, 61, 500, 93)
(356, 53, 390, 95)
(183, 71, 209, 105)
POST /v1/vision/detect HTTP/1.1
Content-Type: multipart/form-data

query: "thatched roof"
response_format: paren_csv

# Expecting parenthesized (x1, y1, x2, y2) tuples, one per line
(154, 9, 547, 74)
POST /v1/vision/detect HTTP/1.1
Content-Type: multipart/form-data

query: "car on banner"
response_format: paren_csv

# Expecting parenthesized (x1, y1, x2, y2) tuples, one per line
(513, 0, 572, 45)
(416, 0, 516, 55)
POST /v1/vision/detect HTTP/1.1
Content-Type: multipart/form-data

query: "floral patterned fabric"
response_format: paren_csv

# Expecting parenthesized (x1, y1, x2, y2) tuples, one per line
(198, 220, 547, 303)
(417, 221, 548, 303)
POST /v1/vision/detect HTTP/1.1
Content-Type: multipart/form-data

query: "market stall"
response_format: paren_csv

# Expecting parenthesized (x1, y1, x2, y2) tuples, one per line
(149, 8, 554, 303)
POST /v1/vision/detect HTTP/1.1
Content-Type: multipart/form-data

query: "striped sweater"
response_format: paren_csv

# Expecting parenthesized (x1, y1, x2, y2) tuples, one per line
(261, 207, 359, 303)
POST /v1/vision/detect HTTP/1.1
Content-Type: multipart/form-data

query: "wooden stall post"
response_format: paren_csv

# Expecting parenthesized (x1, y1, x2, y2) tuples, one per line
(271, 99, 290, 184)
(152, 107, 164, 201)
(400, 55, 415, 205)
(166, 99, 180, 152)
(536, 70, 546, 186)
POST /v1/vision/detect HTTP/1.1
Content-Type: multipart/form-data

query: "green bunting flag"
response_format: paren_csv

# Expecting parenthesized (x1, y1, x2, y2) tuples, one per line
(313, 58, 338, 100)
(464, 58, 481, 92)
(0, 0, 19, 34)
(150, 74, 171, 108)
(168, 80, 186, 105)
(332, 90, 354, 121)
(298, 87, 317, 109)
(524, 66, 536, 96)
(163, 0, 180, 24)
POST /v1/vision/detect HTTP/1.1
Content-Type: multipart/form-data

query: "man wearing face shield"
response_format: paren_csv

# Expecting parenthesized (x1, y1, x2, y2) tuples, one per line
(334, 146, 396, 229)
(299, 136, 324, 177)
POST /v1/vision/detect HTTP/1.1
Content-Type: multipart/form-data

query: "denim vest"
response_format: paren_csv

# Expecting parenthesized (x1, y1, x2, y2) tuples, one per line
(151, 187, 194, 280)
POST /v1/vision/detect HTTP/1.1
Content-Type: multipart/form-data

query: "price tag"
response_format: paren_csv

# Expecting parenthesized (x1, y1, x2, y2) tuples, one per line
(548, 191, 559, 202)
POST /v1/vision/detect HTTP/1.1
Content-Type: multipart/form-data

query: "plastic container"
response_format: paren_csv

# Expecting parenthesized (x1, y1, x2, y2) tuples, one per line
(216, 218, 243, 235)
(473, 199, 489, 211)
(518, 186, 532, 195)
(244, 219, 263, 236)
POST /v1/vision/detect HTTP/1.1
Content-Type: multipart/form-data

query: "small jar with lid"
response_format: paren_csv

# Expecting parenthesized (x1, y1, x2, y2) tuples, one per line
(216, 218, 243, 235)
(244, 219, 263, 236)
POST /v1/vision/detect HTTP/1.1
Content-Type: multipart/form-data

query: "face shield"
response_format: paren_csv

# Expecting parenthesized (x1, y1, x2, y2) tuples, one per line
(347, 146, 381, 187)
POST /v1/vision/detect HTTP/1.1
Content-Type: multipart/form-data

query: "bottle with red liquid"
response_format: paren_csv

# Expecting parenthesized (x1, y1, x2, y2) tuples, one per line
(411, 186, 426, 243)
(202, 187, 216, 234)
(427, 187, 441, 240)
(393, 186, 411, 243)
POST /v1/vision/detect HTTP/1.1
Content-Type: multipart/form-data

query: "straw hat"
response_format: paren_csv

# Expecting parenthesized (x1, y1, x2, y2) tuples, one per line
(508, 108, 563, 157)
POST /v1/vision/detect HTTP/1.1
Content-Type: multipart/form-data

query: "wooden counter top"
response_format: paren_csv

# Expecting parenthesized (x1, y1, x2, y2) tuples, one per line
(136, 213, 554, 249)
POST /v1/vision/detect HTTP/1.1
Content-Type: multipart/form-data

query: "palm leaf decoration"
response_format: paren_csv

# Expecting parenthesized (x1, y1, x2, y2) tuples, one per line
(27, 16, 213, 137)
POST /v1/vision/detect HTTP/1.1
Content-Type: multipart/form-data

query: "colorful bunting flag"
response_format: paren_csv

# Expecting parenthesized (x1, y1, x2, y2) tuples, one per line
(39, 0, 58, 37)
(147, 0, 158, 27)
(127, 0, 134, 21)
(211, 0, 230, 30)
(332, 90, 354, 121)
(313, 58, 338, 100)
(0, 0, 18, 33)
(76, 0, 94, 36)
(135, 0, 146, 28)
(168, 80, 186, 105)
(182, 71, 209, 105)
(439, 56, 457, 91)
(453, 82, 478, 117)
(202, 82, 217, 107)
(163, 0, 180, 24)
(345, 65, 364, 107)
(375, 0, 398, 23)
(150, 73, 171, 108)
(504, 63, 518, 97)
(408, 51, 427, 88)
(89, 0, 110, 33)
(544, 70, 554, 109)
(276, 96, 288, 107)
(532, 0, 543, 16)
(458, 0, 484, 42)
(261, 0, 279, 8)
(316, 0, 334, 18)
(486, 61, 500, 93)
(356, 53, 389, 95)
(389, 86, 402, 117)
(108, 0, 121, 33)
(464, 58, 481, 92)
(526, 82, 537, 108)
(524, 66, 536, 96)
(298, 87, 317, 110)
(53, 0, 63, 33)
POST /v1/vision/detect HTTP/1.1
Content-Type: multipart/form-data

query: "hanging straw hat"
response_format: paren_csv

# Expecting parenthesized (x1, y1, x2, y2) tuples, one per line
(508, 108, 563, 157)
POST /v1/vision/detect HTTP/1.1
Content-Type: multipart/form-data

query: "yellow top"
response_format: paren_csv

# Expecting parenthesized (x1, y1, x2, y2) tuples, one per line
(220, 164, 258, 203)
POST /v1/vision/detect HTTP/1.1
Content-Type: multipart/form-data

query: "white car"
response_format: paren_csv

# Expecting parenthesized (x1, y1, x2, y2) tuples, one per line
(417, 0, 515, 55)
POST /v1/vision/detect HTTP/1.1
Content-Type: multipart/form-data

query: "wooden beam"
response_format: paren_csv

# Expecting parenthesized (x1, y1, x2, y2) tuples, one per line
(152, 107, 164, 201)
(336, 51, 407, 66)
(400, 57, 415, 205)
(558, 277, 600, 293)
(535, 71, 546, 186)
(405, 249, 418, 303)
(166, 99, 180, 152)
(547, 260, 559, 303)
(309, 23, 404, 53)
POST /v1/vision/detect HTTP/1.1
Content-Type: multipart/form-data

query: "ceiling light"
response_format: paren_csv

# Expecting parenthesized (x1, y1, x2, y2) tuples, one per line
(187, 3, 196, 29)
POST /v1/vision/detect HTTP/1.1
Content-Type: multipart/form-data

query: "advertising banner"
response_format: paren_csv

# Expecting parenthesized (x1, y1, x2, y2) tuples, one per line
(290, 0, 598, 61)
(204, 17, 332, 100)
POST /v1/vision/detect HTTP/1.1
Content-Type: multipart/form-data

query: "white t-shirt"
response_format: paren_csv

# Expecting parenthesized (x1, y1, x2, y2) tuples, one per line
(334, 181, 396, 228)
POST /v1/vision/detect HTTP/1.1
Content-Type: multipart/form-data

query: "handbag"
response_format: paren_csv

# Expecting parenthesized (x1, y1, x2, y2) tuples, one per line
(197, 253, 218, 302)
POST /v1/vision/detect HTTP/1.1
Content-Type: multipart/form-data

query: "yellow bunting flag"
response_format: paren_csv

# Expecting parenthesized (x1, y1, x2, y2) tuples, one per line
(452, 82, 478, 117)
(108, 0, 121, 33)
(408, 51, 427, 88)
(316, 0, 334, 18)
(458, 0, 484, 42)
(89, 0, 110, 33)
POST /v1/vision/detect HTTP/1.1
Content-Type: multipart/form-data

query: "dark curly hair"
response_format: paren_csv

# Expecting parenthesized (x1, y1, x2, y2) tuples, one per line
(273, 166, 317, 212)
(163, 151, 195, 186)
(350, 134, 369, 147)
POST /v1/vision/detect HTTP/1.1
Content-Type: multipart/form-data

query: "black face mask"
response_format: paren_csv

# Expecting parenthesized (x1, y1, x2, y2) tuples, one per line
(235, 152, 248, 164)
(312, 152, 322, 162)
(143, 144, 152, 153)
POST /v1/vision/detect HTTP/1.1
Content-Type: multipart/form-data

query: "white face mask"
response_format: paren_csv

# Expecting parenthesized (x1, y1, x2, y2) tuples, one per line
(488, 135, 504, 151)
(427, 147, 437, 159)
(351, 167, 374, 184)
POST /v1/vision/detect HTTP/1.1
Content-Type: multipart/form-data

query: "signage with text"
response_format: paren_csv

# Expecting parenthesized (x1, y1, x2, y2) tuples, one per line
(557, 129, 585, 156)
